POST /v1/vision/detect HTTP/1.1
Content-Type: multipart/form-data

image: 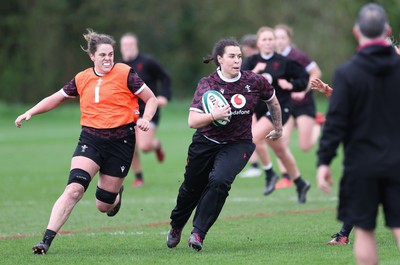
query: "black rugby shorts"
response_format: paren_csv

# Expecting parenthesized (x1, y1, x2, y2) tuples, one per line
(72, 130, 135, 178)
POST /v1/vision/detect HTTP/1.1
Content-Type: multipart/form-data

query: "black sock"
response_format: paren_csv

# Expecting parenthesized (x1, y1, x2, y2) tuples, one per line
(251, 162, 259, 169)
(42, 229, 57, 246)
(294, 176, 306, 189)
(339, 223, 354, 237)
(135, 172, 143, 180)
(265, 168, 276, 182)
(282, 173, 290, 180)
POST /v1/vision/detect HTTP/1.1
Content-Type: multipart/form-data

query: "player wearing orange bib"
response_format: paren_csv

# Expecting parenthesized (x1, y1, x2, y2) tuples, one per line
(15, 29, 158, 254)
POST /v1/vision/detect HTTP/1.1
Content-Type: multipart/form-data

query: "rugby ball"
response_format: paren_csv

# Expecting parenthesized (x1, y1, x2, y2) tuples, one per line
(202, 90, 231, 126)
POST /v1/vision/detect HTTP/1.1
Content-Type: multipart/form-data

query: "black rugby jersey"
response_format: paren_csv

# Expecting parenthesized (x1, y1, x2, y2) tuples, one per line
(284, 46, 316, 106)
(242, 52, 309, 108)
(123, 54, 171, 113)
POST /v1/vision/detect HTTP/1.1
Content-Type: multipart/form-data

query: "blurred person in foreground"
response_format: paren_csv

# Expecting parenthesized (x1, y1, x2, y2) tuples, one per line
(316, 3, 400, 264)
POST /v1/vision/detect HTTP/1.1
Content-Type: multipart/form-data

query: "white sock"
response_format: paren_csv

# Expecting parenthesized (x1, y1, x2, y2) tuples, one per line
(263, 162, 273, 170)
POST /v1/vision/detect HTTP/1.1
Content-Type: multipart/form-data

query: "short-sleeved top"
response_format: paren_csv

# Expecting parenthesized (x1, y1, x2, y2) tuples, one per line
(242, 53, 309, 108)
(61, 63, 145, 129)
(190, 69, 275, 143)
(282, 46, 316, 106)
(123, 53, 172, 113)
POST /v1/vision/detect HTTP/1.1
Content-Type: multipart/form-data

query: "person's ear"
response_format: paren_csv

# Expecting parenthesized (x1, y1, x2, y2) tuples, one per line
(89, 53, 95, 62)
(217, 55, 223, 65)
(385, 25, 392, 38)
(353, 25, 360, 41)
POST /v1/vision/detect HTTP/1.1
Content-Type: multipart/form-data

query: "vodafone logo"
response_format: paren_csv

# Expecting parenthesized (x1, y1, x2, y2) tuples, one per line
(231, 94, 246, 109)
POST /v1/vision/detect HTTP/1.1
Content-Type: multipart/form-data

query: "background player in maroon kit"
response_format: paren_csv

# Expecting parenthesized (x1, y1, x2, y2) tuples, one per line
(166, 38, 282, 252)
(243, 27, 311, 200)
(273, 24, 323, 189)
(120, 32, 172, 187)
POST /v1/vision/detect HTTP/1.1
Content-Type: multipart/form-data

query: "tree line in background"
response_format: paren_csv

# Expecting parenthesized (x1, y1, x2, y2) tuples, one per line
(1, 0, 400, 103)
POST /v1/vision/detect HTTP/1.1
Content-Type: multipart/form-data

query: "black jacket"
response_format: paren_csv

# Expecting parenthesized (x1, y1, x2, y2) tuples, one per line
(317, 44, 400, 178)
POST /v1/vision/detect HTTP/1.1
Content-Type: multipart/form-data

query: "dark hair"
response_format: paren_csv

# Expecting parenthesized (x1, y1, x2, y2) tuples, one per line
(203, 38, 240, 66)
(81, 28, 115, 55)
(356, 3, 388, 38)
(240, 34, 257, 48)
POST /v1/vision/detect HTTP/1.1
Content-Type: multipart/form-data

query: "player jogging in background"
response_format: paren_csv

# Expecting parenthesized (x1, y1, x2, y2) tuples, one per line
(166, 38, 282, 251)
(239, 34, 265, 178)
(15, 29, 158, 254)
(240, 34, 259, 58)
(120, 32, 172, 187)
(243, 26, 311, 201)
(316, 3, 400, 264)
(273, 24, 323, 189)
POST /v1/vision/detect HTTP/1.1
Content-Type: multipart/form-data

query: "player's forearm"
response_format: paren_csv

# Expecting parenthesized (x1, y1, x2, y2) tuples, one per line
(25, 92, 66, 117)
(265, 97, 282, 133)
(141, 97, 158, 121)
(188, 111, 213, 129)
(306, 66, 322, 92)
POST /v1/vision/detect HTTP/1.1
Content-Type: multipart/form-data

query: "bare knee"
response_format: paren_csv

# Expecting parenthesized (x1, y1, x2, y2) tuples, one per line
(139, 143, 153, 153)
(299, 142, 313, 152)
(64, 184, 85, 202)
(273, 146, 286, 159)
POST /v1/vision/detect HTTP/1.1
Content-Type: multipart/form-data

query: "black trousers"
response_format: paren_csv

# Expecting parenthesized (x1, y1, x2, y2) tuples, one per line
(170, 133, 255, 239)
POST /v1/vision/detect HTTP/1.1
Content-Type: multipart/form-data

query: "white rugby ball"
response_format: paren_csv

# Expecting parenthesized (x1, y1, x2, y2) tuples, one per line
(202, 90, 232, 126)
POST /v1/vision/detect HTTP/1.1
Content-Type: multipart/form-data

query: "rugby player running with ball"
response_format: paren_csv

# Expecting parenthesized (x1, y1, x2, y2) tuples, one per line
(166, 38, 282, 251)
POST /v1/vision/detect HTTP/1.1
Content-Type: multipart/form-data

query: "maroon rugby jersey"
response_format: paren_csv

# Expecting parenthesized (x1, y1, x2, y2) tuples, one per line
(190, 69, 275, 143)
(283, 46, 316, 106)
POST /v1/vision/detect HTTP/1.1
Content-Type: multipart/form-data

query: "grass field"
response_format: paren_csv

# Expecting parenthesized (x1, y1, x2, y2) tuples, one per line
(0, 99, 398, 265)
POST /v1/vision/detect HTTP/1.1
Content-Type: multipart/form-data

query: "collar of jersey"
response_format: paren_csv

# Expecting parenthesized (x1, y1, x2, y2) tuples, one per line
(281, 46, 292, 57)
(217, 67, 241, 83)
(94, 67, 105, 77)
(260, 53, 274, 60)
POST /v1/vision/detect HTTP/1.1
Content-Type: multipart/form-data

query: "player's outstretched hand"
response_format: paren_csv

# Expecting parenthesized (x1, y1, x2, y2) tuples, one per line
(137, 118, 151, 132)
(15, 112, 32, 128)
(316, 165, 334, 193)
(311, 78, 332, 96)
(266, 129, 282, 141)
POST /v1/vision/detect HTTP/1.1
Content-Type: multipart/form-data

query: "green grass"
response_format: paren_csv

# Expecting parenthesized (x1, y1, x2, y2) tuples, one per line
(0, 99, 398, 265)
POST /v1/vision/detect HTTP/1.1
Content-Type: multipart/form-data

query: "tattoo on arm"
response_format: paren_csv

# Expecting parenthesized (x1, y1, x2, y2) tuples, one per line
(265, 99, 282, 132)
